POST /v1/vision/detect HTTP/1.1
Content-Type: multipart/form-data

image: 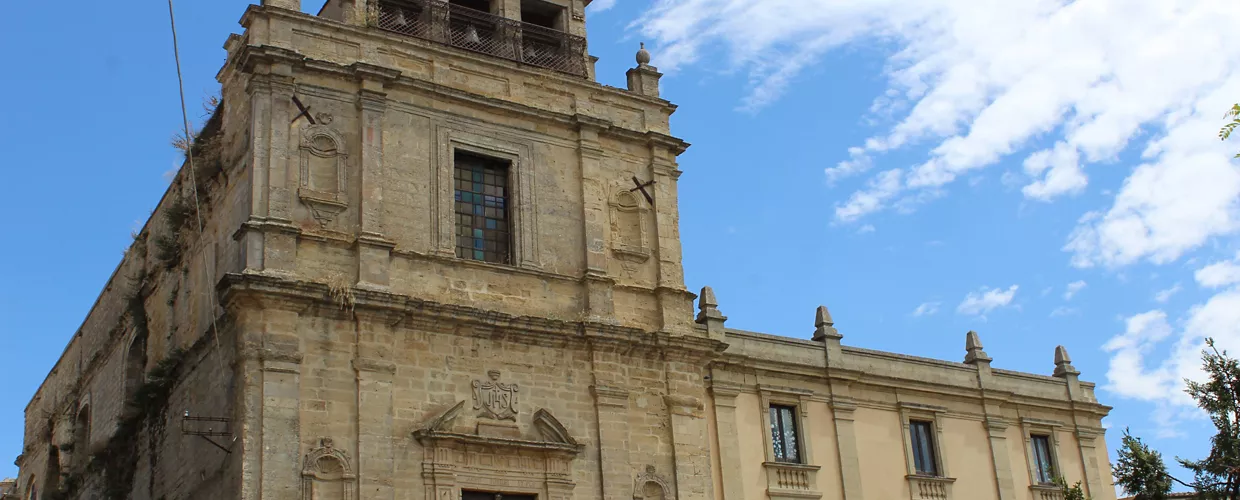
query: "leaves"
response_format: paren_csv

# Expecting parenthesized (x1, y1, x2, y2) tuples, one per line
(1177, 338, 1240, 498)
(1053, 477, 1090, 500)
(1114, 428, 1172, 499)
(1223, 104, 1240, 158)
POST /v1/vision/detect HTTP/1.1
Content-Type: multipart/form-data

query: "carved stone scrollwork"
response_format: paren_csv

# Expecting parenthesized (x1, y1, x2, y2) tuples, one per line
(302, 437, 356, 500)
(297, 124, 349, 227)
(633, 465, 673, 500)
(472, 370, 519, 421)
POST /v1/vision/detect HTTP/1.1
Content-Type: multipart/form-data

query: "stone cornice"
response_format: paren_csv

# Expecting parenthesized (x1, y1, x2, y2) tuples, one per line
(217, 273, 724, 360)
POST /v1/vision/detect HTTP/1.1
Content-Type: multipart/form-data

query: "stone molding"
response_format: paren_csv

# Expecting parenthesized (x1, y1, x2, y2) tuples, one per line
(432, 124, 539, 267)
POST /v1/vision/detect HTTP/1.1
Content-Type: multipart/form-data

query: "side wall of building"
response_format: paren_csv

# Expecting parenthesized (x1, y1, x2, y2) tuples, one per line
(709, 329, 1116, 500)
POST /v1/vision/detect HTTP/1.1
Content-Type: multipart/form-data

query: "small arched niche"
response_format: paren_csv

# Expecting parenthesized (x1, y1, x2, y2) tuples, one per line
(297, 125, 349, 227)
(301, 437, 355, 500)
(610, 189, 650, 262)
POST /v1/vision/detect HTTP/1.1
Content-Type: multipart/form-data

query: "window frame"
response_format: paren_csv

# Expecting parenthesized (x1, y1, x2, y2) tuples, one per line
(1021, 418, 1065, 486)
(768, 404, 801, 464)
(435, 126, 539, 270)
(908, 420, 939, 476)
(897, 403, 952, 479)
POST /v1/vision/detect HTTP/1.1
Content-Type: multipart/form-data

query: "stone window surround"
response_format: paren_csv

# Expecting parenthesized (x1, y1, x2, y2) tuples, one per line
(757, 385, 814, 465)
(897, 403, 952, 478)
(756, 385, 822, 500)
(435, 125, 539, 270)
(1020, 417, 1066, 489)
(898, 402, 956, 500)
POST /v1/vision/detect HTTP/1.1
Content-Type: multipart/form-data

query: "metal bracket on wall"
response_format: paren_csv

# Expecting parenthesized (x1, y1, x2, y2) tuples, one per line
(180, 410, 235, 454)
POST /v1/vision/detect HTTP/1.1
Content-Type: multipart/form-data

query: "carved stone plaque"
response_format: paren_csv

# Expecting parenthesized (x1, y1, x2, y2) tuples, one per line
(472, 370, 519, 421)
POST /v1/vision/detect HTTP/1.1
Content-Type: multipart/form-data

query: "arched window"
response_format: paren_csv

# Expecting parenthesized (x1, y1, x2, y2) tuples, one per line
(124, 335, 147, 402)
(25, 478, 36, 500)
(73, 405, 90, 468)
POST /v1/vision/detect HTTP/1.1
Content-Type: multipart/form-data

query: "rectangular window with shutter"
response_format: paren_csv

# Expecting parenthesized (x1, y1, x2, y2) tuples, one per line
(769, 404, 801, 463)
(909, 420, 939, 476)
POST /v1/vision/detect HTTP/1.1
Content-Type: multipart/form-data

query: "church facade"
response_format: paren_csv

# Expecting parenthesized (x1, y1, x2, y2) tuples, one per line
(12, 1, 1116, 500)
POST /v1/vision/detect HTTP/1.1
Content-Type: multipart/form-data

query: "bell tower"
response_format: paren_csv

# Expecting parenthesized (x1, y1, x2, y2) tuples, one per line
(213, 1, 716, 499)
(225, 0, 695, 333)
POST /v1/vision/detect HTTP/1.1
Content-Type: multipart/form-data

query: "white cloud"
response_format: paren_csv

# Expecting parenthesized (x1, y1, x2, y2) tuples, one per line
(1196, 252, 1240, 288)
(1050, 306, 1079, 317)
(857, 224, 876, 234)
(912, 302, 940, 317)
(957, 285, 1019, 316)
(1023, 142, 1087, 201)
(1154, 284, 1182, 303)
(588, 0, 617, 12)
(632, 0, 1240, 232)
(1063, 280, 1087, 300)
(836, 169, 903, 222)
(1102, 273, 1240, 435)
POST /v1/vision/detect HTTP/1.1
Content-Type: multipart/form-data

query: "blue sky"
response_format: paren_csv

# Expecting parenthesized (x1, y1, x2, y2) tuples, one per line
(2, 0, 1239, 493)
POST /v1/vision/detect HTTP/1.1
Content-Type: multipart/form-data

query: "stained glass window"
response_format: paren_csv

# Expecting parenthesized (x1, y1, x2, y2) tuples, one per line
(1031, 434, 1056, 484)
(909, 420, 939, 476)
(454, 151, 511, 264)
(769, 404, 800, 463)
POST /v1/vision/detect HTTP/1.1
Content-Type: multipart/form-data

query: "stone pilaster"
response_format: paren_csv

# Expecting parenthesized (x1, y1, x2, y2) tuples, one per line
(353, 64, 399, 290)
(242, 59, 300, 275)
(353, 314, 396, 500)
(258, 307, 303, 500)
(664, 359, 713, 500)
(710, 382, 745, 500)
(591, 384, 631, 500)
(984, 418, 1018, 500)
(577, 116, 614, 319)
(830, 399, 865, 500)
(1074, 427, 1106, 498)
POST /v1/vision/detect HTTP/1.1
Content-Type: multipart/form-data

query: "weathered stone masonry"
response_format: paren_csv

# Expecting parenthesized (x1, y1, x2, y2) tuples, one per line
(14, 1, 1116, 500)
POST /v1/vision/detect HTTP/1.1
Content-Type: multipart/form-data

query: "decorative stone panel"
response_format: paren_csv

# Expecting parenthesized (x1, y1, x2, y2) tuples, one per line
(907, 476, 953, 500)
(301, 437, 356, 500)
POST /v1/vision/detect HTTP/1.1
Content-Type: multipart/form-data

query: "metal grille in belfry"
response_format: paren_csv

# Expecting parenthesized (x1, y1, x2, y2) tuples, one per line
(375, 0, 587, 77)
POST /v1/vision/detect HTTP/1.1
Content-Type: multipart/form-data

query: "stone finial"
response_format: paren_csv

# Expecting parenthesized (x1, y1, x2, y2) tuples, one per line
(812, 305, 842, 341)
(696, 286, 727, 341)
(627, 43, 663, 98)
(816, 306, 834, 327)
(1053, 345, 1079, 377)
(964, 330, 992, 364)
(636, 42, 652, 66)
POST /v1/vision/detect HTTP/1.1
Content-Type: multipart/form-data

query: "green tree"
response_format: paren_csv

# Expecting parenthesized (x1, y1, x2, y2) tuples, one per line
(1113, 428, 1173, 499)
(1179, 338, 1240, 498)
(1223, 104, 1240, 158)
(1053, 477, 1090, 500)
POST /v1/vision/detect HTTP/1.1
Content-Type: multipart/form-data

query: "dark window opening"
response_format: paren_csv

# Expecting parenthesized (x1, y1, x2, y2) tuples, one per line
(454, 151, 511, 264)
(73, 406, 90, 468)
(125, 335, 147, 402)
(769, 404, 801, 464)
(521, 0, 564, 30)
(1031, 434, 1056, 484)
(909, 420, 939, 476)
(450, 0, 492, 13)
(462, 492, 537, 500)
